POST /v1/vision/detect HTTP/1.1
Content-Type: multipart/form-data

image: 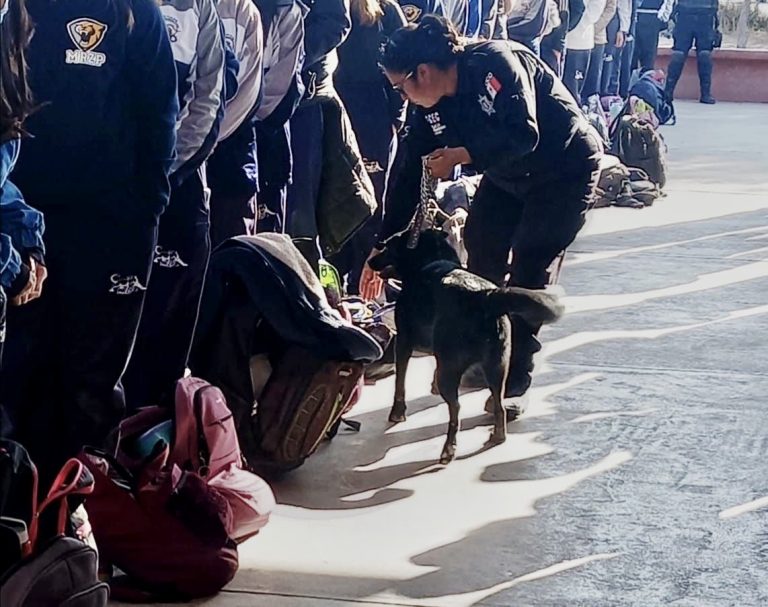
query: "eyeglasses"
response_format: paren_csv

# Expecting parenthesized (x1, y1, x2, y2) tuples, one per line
(392, 71, 414, 95)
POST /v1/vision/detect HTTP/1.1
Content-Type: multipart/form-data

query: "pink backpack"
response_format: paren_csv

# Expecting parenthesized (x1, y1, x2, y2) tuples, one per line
(119, 378, 275, 543)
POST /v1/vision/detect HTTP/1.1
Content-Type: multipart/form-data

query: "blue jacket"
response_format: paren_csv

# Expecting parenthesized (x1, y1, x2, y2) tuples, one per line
(0, 140, 45, 292)
(12, 0, 179, 223)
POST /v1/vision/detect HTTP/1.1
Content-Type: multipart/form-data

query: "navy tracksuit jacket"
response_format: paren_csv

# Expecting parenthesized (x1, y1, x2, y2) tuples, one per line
(1, 0, 178, 485)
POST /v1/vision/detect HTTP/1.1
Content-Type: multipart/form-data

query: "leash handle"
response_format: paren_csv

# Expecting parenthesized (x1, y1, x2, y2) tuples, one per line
(407, 155, 439, 249)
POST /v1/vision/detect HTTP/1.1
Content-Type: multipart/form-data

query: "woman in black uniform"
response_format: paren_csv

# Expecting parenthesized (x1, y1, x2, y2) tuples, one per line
(368, 15, 602, 404)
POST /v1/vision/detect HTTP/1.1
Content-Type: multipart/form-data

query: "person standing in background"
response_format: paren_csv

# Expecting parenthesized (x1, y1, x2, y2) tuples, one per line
(0, 0, 46, 370)
(207, 0, 265, 247)
(253, 0, 306, 234)
(334, 0, 406, 293)
(123, 0, 225, 410)
(582, 0, 616, 98)
(633, 0, 665, 73)
(600, 0, 631, 96)
(540, 0, 573, 75)
(2, 0, 178, 485)
(662, 0, 718, 104)
(564, 0, 607, 103)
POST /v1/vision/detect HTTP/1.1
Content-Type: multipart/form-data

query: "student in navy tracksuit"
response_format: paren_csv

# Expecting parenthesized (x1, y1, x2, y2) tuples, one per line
(123, 0, 225, 410)
(1, 0, 178, 484)
(206, 0, 265, 248)
(333, 0, 406, 292)
(0, 0, 46, 372)
(253, 0, 306, 234)
(285, 0, 352, 269)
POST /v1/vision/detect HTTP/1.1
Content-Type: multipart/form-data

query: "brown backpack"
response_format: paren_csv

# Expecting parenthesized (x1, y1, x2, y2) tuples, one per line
(249, 346, 363, 474)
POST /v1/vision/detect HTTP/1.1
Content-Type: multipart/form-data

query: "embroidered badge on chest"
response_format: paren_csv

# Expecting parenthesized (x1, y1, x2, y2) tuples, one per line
(66, 19, 108, 67)
(478, 94, 496, 116)
(425, 112, 446, 136)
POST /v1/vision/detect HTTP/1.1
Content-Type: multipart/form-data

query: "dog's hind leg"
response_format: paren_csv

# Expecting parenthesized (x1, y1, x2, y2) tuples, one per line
(436, 365, 462, 464)
(483, 363, 508, 446)
(390, 335, 413, 423)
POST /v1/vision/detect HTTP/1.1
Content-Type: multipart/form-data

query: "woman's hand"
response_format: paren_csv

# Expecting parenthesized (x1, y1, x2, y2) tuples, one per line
(426, 147, 472, 180)
(359, 248, 384, 301)
(11, 258, 47, 306)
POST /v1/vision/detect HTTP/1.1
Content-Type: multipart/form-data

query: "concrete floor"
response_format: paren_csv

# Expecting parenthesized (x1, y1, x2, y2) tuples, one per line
(123, 102, 768, 606)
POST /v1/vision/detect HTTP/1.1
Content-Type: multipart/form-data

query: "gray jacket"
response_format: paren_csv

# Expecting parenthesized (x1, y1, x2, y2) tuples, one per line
(256, 0, 307, 121)
(160, 0, 226, 178)
(216, 0, 265, 140)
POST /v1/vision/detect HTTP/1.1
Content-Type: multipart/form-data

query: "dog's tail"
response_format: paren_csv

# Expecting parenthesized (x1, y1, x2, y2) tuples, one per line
(485, 287, 564, 325)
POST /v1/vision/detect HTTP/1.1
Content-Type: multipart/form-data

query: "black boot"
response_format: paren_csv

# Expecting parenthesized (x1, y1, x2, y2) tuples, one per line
(697, 50, 716, 104)
(665, 51, 687, 101)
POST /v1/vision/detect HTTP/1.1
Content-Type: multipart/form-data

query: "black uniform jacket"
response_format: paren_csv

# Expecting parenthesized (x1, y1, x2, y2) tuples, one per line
(383, 40, 602, 237)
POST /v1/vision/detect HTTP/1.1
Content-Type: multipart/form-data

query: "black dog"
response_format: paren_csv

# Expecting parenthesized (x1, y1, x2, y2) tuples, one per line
(369, 230, 563, 464)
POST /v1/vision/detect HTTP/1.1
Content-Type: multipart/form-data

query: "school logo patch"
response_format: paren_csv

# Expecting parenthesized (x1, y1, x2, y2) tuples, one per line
(153, 246, 189, 269)
(164, 15, 181, 43)
(109, 274, 147, 295)
(478, 94, 496, 116)
(66, 19, 108, 67)
(364, 159, 385, 173)
(425, 112, 446, 136)
(401, 5, 422, 22)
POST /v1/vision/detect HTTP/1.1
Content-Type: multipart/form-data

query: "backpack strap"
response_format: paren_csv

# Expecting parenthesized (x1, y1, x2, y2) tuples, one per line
(30, 459, 94, 549)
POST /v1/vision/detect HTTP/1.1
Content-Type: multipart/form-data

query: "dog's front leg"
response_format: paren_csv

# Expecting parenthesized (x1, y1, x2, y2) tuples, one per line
(390, 335, 413, 423)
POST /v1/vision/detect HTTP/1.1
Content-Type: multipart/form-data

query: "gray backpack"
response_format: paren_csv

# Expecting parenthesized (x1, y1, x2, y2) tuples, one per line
(0, 441, 108, 607)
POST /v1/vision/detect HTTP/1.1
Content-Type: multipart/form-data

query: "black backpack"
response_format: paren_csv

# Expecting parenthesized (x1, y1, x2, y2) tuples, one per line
(612, 115, 668, 189)
(0, 440, 108, 607)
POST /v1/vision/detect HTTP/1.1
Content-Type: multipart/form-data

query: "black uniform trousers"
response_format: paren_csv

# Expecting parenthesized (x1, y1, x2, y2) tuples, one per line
(332, 82, 398, 293)
(666, 11, 717, 99)
(0, 205, 157, 487)
(123, 171, 211, 411)
(464, 165, 599, 396)
(633, 13, 663, 73)
(563, 49, 591, 105)
(286, 102, 325, 271)
(207, 124, 259, 249)
(255, 122, 292, 235)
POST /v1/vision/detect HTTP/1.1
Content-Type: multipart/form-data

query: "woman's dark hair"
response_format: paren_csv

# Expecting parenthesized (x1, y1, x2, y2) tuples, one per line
(0, 0, 34, 143)
(378, 14, 464, 74)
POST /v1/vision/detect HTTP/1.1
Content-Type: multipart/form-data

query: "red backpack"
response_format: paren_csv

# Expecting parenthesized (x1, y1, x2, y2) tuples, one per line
(118, 377, 275, 542)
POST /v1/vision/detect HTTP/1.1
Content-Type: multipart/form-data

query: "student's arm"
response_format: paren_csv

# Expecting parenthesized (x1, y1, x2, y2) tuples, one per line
(126, 0, 180, 220)
(303, 0, 351, 68)
(170, 0, 226, 182)
(462, 53, 539, 171)
(0, 180, 44, 293)
(256, 1, 306, 125)
(218, 0, 265, 140)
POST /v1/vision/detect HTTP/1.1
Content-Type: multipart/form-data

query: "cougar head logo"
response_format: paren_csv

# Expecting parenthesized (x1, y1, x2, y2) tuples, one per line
(400, 5, 422, 22)
(67, 19, 108, 52)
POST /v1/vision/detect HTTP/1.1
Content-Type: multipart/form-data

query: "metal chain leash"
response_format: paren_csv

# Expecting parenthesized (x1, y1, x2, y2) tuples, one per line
(407, 155, 439, 249)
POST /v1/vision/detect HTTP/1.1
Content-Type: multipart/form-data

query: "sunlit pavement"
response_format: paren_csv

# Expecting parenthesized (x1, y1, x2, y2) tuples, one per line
(122, 101, 768, 606)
